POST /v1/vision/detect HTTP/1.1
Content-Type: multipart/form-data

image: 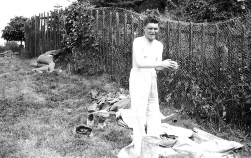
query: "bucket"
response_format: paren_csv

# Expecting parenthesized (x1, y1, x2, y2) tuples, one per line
(140, 136, 160, 158)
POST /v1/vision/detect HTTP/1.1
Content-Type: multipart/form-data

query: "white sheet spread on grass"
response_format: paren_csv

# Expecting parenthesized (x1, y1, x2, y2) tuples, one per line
(117, 109, 244, 158)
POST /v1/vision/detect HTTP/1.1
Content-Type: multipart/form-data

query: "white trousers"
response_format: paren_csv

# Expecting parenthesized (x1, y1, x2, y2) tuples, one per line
(129, 68, 161, 157)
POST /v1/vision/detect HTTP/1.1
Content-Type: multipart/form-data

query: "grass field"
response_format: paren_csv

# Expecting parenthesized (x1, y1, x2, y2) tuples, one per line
(0, 57, 133, 158)
(0, 57, 250, 158)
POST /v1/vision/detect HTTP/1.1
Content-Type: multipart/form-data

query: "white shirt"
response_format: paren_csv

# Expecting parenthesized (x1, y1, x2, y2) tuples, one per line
(132, 36, 163, 70)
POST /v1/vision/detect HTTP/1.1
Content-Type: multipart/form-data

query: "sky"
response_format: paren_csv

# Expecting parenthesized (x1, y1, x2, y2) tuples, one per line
(0, 0, 74, 46)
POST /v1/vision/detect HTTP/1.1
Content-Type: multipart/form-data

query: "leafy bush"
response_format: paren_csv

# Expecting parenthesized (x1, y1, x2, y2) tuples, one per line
(0, 45, 4, 53)
(3, 41, 20, 52)
(60, 1, 100, 74)
(158, 49, 251, 131)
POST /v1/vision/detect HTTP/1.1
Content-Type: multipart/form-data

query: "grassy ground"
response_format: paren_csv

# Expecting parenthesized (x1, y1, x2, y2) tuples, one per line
(0, 57, 132, 158)
(0, 57, 250, 158)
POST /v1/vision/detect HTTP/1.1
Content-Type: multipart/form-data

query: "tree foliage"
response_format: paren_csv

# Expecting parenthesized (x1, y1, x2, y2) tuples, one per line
(167, 0, 249, 22)
(91, 0, 167, 13)
(90, 0, 250, 22)
(1, 16, 27, 45)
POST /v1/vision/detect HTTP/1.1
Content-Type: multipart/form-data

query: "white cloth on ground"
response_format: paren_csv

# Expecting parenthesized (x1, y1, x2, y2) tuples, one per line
(118, 109, 244, 158)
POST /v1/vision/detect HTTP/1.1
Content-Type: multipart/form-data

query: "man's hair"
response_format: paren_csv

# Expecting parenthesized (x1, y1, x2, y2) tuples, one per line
(143, 14, 159, 26)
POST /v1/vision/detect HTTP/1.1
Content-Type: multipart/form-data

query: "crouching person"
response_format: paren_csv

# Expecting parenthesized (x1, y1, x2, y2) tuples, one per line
(32, 49, 61, 73)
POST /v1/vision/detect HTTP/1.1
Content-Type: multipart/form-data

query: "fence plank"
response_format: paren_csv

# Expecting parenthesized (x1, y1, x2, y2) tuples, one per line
(101, 10, 105, 71)
(39, 13, 43, 54)
(96, 10, 100, 73)
(31, 17, 35, 56)
(58, 9, 63, 48)
(37, 14, 41, 55)
(124, 13, 128, 72)
(50, 12, 53, 50)
(34, 15, 38, 56)
(111, 11, 115, 77)
(46, 12, 50, 52)
(42, 12, 46, 53)
(57, 10, 60, 49)
(53, 12, 56, 50)
(47, 12, 51, 51)
(53, 11, 56, 50)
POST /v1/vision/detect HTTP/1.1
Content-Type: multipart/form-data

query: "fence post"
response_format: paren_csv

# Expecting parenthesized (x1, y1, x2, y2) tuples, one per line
(242, 25, 247, 68)
(189, 22, 193, 73)
(131, 14, 134, 41)
(115, 12, 120, 81)
(177, 21, 181, 61)
(214, 24, 219, 70)
(165, 20, 170, 60)
(109, 11, 113, 75)
(201, 24, 206, 69)
(59, 9, 63, 48)
(102, 10, 106, 72)
(138, 18, 142, 37)
(131, 14, 134, 69)
(124, 13, 128, 72)
(95, 10, 99, 73)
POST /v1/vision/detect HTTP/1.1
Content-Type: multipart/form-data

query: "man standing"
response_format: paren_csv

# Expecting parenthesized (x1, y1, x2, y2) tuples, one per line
(129, 14, 179, 157)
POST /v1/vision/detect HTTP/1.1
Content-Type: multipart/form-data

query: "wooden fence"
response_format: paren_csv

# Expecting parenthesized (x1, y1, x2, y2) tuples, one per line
(24, 7, 251, 73)
(24, 10, 63, 57)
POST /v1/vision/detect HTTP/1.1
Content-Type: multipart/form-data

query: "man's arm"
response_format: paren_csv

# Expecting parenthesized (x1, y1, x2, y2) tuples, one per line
(155, 43, 164, 70)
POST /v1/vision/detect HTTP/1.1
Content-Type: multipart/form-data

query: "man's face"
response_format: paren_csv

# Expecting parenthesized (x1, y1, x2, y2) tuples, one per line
(144, 23, 159, 41)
